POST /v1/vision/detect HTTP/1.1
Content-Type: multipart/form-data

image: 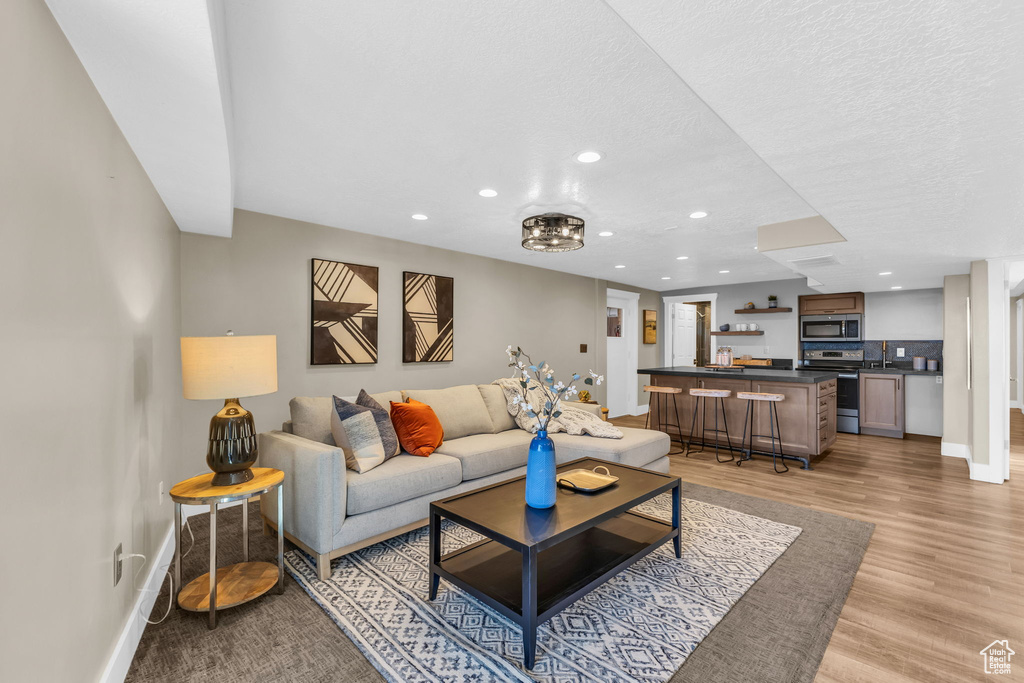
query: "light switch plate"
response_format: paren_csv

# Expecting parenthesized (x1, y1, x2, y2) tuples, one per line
(936, 376, 943, 384)
(114, 543, 123, 586)
(896, 348, 905, 357)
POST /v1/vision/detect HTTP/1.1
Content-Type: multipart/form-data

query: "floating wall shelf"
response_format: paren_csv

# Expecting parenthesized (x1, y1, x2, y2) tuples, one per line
(734, 308, 792, 314)
(711, 330, 765, 336)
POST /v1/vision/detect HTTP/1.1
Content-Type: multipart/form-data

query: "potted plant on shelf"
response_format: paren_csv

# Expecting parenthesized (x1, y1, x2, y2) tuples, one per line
(504, 346, 603, 509)
(768, 295, 778, 309)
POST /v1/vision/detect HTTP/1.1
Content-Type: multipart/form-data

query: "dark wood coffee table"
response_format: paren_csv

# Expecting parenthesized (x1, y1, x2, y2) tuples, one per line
(428, 457, 681, 669)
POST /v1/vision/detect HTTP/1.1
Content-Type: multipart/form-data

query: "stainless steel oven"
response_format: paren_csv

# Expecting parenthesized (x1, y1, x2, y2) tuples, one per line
(800, 314, 862, 342)
(802, 349, 865, 434)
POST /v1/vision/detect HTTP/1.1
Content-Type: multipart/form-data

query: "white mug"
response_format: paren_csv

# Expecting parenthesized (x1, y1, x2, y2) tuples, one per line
(748, 323, 759, 331)
(737, 323, 748, 331)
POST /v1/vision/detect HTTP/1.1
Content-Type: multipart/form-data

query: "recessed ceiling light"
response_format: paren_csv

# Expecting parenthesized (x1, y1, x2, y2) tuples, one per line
(614, 265, 626, 269)
(879, 271, 892, 275)
(411, 214, 428, 220)
(661, 276, 671, 280)
(689, 211, 709, 219)
(676, 256, 689, 260)
(891, 285, 903, 290)
(598, 231, 614, 237)
(719, 270, 730, 274)
(478, 189, 497, 198)
(576, 151, 602, 163)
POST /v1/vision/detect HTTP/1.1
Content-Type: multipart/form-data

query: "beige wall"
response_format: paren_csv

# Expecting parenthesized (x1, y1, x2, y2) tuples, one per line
(942, 275, 970, 450)
(180, 211, 659, 462)
(0, 2, 182, 681)
(969, 261, 991, 465)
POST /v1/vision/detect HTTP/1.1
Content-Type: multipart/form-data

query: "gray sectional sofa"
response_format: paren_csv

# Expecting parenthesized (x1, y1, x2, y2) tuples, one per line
(259, 383, 670, 580)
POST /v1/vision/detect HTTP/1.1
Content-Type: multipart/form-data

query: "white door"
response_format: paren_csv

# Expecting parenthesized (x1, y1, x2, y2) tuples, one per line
(606, 291, 638, 418)
(672, 303, 698, 366)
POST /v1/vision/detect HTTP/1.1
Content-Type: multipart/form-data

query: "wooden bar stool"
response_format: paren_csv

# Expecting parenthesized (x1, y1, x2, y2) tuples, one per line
(736, 391, 789, 473)
(687, 388, 735, 462)
(644, 385, 685, 455)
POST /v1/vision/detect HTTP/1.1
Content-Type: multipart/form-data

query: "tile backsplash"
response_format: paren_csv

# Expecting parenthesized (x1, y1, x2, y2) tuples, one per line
(802, 340, 943, 368)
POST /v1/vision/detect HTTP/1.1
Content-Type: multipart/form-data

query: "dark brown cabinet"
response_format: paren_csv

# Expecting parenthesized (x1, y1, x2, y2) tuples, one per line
(859, 373, 905, 438)
(798, 292, 864, 315)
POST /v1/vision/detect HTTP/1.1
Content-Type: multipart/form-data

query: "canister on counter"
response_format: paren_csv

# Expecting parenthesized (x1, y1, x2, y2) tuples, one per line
(913, 357, 927, 371)
(927, 359, 938, 372)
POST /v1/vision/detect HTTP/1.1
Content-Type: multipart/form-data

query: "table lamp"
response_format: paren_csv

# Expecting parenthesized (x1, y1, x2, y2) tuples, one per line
(181, 333, 278, 486)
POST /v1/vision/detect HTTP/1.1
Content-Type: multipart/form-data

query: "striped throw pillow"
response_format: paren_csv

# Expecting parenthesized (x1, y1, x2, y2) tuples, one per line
(330, 394, 400, 473)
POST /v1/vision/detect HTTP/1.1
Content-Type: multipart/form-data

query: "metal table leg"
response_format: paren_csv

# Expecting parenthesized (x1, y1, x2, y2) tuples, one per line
(428, 510, 441, 600)
(209, 503, 218, 629)
(242, 497, 249, 562)
(173, 502, 181, 608)
(277, 485, 285, 593)
(672, 481, 681, 558)
(522, 546, 538, 669)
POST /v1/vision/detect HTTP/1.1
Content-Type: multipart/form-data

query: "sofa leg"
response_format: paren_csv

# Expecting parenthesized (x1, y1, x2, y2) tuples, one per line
(316, 553, 332, 581)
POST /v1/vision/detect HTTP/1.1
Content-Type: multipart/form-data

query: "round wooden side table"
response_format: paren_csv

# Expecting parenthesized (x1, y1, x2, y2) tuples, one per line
(169, 467, 285, 629)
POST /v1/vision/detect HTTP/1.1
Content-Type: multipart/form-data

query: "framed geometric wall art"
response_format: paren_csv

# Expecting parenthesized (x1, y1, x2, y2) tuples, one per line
(403, 271, 454, 362)
(310, 258, 379, 365)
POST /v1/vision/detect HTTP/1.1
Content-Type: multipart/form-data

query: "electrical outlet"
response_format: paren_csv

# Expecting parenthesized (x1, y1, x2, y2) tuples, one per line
(896, 347, 905, 357)
(936, 376, 943, 384)
(159, 480, 165, 503)
(114, 543, 123, 586)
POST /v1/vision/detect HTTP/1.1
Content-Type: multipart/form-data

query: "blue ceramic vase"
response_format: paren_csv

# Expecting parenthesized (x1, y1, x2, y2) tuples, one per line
(525, 429, 557, 509)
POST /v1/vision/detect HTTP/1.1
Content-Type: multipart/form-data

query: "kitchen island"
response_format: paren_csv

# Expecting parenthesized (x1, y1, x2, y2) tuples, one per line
(639, 366, 841, 465)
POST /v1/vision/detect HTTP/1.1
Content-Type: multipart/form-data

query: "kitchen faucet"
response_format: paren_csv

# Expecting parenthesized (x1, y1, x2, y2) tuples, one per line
(882, 340, 888, 369)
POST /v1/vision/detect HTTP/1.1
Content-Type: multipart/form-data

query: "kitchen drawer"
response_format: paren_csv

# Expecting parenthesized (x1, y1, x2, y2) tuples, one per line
(817, 393, 834, 413)
(818, 412, 828, 429)
(818, 379, 837, 396)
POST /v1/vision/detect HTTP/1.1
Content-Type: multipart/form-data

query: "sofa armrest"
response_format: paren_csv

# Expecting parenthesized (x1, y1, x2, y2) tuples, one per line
(564, 401, 604, 418)
(258, 431, 346, 555)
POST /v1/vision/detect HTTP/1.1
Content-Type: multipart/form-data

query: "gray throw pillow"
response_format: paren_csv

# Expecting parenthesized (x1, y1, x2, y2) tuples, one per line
(330, 395, 400, 473)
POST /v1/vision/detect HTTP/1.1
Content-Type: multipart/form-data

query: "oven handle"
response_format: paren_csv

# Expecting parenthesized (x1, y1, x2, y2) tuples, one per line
(837, 373, 860, 379)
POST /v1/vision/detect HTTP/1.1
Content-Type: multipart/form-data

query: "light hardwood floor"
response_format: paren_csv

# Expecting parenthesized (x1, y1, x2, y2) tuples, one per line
(612, 410, 1024, 683)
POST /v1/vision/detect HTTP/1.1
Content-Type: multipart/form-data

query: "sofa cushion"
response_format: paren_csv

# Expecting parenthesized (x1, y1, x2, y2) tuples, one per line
(346, 452, 462, 515)
(330, 395, 400, 473)
(368, 391, 403, 414)
(290, 397, 336, 445)
(477, 384, 517, 433)
(403, 385, 494, 439)
(549, 427, 669, 468)
(434, 430, 534, 480)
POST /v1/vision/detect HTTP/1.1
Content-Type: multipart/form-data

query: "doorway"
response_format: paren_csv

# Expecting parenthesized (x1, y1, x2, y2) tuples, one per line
(606, 289, 639, 418)
(663, 293, 717, 368)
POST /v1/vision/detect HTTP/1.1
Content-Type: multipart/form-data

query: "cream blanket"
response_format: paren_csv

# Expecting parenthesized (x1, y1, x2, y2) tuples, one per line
(494, 377, 623, 438)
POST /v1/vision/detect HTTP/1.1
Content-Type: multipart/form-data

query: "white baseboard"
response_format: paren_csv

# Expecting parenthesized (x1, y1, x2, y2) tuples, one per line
(99, 522, 175, 683)
(969, 459, 1007, 484)
(1011, 400, 1022, 410)
(940, 441, 971, 459)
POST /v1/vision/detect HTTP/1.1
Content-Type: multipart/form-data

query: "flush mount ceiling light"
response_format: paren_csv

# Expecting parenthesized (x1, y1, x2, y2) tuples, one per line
(661, 276, 671, 280)
(719, 270, 730, 274)
(411, 214, 428, 220)
(576, 151, 602, 163)
(598, 231, 614, 237)
(891, 285, 903, 290)
(879, 271, 892, 275)
(676, 256, 689, 260)
(478, 189, 498, 197)
(615, 265, 626, 269)
(521, 213, 584, 253)
(689, 211, 709, 219)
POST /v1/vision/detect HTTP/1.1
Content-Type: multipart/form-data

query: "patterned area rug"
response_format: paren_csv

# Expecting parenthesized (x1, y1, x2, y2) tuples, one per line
(285, 495, 801, 682)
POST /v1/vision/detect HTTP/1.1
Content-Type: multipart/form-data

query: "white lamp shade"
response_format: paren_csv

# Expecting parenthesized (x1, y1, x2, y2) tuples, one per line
(181, 335, 278, 400)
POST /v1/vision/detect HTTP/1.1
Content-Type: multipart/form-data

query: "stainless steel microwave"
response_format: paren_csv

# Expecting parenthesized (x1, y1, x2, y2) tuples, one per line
(800, 314, 862, 342)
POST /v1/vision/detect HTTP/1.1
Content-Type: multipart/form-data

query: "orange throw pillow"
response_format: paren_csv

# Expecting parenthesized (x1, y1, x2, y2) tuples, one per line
(390, 399, 444, 456)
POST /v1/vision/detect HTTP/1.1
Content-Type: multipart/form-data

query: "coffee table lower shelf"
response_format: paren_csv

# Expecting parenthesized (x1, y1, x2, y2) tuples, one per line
(433, 511, 676, 660)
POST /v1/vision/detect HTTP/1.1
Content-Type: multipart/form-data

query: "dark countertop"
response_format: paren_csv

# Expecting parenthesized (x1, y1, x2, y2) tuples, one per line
(638, 366, 839, 384)
(860, 367, 943, 376)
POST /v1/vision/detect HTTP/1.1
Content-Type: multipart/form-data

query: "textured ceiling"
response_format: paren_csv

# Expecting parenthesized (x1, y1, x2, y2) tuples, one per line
(605, 0, 1024, 292)
(47, 0, 1024, 292)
